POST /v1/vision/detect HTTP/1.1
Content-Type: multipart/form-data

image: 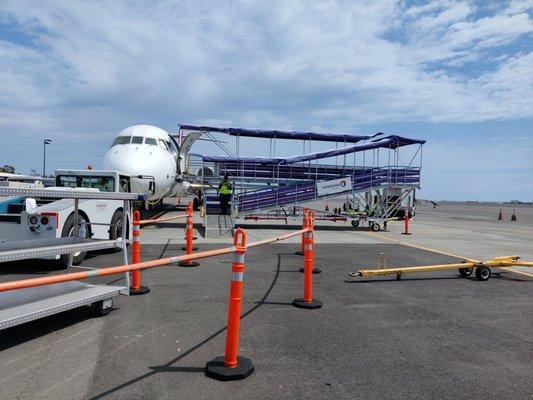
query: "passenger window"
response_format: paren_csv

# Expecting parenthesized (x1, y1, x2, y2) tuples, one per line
(131, 136, 143, 144)
(158, 139, 169, 150)
(145, 137, 157, 146)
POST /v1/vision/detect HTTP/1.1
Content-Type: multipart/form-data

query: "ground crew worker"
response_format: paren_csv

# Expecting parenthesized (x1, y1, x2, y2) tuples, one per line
(218, 174, 232, 215)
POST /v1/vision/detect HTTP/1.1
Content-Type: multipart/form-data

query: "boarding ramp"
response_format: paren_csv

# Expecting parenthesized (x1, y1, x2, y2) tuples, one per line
(204, 167, 420, 215)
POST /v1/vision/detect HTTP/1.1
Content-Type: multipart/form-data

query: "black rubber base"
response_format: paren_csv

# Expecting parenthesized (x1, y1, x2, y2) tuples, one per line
(183, 237, 198, 241)
(299, 267, 321, 274)
(294, 251, 304, 256)
(129, 286, 150, 296)
(181, 246, 199, 251)
(401, 232, 412, 235)
(205, 356, 255, 381)
(292, 298, 323, 309)
(178, 261, 200, 267)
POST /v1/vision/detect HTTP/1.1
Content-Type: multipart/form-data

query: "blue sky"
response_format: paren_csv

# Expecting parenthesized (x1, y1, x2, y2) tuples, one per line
(0, 0, 531, 201)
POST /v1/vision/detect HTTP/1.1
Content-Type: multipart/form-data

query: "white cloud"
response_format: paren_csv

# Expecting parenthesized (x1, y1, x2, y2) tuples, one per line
(0, 0, 531, 198)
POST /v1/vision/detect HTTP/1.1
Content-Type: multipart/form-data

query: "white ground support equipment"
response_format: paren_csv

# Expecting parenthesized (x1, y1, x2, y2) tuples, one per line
(0, 187, 146, 330)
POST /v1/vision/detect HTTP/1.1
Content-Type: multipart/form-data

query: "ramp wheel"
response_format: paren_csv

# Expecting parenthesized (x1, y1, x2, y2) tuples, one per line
(371, 222, 381, 232)
(475, 266, 491, 281)
(458, 267, 473, 277)
(351, 220, 360, 228)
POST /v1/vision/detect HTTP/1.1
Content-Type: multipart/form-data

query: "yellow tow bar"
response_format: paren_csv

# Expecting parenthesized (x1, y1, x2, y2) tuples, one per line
(348, 256, 533, 281)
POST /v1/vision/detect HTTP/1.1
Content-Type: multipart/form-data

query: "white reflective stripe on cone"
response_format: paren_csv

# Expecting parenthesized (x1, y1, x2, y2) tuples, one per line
(132, 236, 140, 243)
(234, 253, 244, 264)
(305, 244, 312, 250)
(232, 271, 244, 281)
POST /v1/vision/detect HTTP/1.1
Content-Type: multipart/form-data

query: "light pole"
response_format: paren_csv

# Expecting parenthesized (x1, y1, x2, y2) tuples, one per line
(43, 139, 52, 177)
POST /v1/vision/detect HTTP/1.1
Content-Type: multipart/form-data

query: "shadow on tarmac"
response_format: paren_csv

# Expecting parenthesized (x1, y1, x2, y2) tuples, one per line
(88, 253, 289, 400)
(0, 307, 106, 351)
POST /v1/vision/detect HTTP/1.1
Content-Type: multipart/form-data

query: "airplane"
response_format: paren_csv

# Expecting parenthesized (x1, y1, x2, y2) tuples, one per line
(103, 124, 201, 207)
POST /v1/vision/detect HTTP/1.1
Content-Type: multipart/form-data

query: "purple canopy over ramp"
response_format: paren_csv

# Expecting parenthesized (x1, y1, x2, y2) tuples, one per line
(192, 135, 425, 165)
(180, 124, 382, 143)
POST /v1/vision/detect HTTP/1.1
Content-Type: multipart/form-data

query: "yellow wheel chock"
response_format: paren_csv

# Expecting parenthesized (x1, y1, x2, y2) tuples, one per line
(348, 256, 533, 282)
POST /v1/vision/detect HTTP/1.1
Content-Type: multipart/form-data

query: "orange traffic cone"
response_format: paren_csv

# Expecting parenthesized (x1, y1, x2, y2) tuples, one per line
(511, 209, 517, 221)
(497, 208, 503, 220)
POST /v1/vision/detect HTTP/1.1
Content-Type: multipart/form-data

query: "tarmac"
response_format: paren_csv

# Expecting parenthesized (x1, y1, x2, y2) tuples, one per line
(0, 201, 532, 399)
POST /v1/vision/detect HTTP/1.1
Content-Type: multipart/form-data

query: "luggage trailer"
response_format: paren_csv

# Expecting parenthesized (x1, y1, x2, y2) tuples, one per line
(0, 187, 145, 330)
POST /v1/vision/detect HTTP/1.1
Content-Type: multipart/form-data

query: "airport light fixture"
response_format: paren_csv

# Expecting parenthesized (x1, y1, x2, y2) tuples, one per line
(43, 138, 52, 177)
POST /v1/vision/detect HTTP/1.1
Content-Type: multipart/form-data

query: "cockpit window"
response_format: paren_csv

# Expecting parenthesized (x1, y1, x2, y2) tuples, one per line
(145, 137, 157, 146)
(157, 139, 169, 150)
(131, 136, 143, 144)
(110, 136, 132, 148)
(166, 140, 176, 152)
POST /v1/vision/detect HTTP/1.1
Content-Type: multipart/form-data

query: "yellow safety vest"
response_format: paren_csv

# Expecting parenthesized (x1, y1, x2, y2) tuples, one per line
(219, 183, 231, 195)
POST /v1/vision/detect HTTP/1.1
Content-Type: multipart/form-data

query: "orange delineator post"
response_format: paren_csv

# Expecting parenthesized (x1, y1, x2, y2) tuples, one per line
(130, 210, 150, 295)
(292, 211, 322, 309)
(206, 228, 255, 381)
(401, 208, 411, 235)
(179, 202, 199, 267)
(294, 208, 308, 256)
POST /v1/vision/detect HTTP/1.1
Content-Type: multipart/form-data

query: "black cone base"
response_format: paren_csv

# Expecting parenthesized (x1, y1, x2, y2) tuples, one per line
(294, 251, 304, 256)
(292, 298, 322, 309)
(178, 261, 200, 267)
(299, 267, 321, 274)
(206, 356, 255, 381)
(401, 232, 412, 235)
(183, 237, 198, 240)
(129, 286, 150, 296)
(181, 246, 199, 251)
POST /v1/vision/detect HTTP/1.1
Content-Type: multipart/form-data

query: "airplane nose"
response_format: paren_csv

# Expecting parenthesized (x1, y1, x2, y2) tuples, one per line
(103, 148, 144, 175)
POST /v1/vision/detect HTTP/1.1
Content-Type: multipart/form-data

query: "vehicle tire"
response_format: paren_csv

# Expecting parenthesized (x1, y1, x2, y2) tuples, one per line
(458, 267, 473, 277)
(59, 213, 89, 268)
(193, 197, 200, 211)
(351, 220, 360, 228)
(92, 299, 113, 316)
(371, 222, 381, 232)
(109, 210, 125, 240)
(475, 266, 491, 281)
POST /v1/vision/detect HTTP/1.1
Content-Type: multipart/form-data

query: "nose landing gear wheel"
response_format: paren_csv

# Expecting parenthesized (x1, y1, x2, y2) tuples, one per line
(475, 266, 491, 281)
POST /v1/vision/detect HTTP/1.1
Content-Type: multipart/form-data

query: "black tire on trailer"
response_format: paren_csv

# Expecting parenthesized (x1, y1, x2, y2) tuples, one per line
(59, 213, 90, 268)
(351, 220, 360, 228)
(475, 266, 491, 281)
(193, 197, 200, 211)
(371, 222, 381, 232)
(92, 299, 113, 316)
(459, 267, 473, 277)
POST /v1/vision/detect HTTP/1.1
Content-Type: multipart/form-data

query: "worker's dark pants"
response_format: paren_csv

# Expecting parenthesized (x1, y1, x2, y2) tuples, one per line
(219, 194, 231, 215)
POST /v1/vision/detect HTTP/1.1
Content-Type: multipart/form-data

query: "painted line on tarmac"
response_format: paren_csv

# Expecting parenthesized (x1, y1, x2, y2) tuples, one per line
(365, 232, 477, 261)
(498, 267, 533, 278)
(365, 232, 533, 278)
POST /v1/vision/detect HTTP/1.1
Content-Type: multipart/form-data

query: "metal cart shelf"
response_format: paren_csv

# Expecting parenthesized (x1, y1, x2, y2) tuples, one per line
(0, 281, 125, 330)
(0, 186, 147, 329)
(0, 237, 121, 263)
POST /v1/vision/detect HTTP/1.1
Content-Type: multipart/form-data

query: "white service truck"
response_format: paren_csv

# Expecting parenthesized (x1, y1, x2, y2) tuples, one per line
(0, 169, 151, 267)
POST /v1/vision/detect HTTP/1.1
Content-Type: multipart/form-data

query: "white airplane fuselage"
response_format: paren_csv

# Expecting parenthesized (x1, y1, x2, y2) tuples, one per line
(103, 125, 190, 201)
